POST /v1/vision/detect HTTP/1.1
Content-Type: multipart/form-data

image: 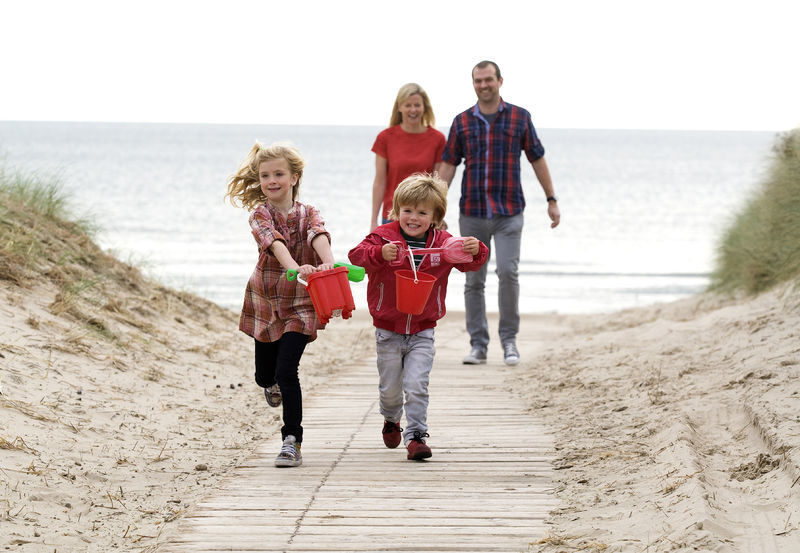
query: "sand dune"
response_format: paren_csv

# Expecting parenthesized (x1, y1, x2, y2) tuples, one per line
(2, 274, 799, 551)
(512, 284, 800, 552)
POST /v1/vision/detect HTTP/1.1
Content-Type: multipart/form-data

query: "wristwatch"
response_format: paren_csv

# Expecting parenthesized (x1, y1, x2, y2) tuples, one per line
(546, 196, 558, 203)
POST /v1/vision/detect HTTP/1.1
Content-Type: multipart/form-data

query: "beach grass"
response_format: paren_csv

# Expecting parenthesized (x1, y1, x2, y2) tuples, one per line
(710, 128, 800, 294)
(0, 166, 93, 284)
(0, 165, 151, 340)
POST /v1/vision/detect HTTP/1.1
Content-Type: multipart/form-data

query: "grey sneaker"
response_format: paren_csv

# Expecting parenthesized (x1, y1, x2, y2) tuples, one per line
(264, 383, 282, 407)
(503, 342, 520, 366)
(275, 435, 302, 467)
(463, 347, 487, 365)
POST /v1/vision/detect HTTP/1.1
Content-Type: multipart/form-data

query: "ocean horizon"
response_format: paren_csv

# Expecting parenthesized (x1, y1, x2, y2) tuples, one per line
(0, 121, 777, 314)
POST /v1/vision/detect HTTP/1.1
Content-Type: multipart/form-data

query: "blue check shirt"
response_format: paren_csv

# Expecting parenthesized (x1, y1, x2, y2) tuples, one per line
(441, 99, 545, 218)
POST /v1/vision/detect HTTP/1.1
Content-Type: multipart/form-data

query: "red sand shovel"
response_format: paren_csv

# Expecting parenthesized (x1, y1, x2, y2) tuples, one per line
(390, 236, 473, 269)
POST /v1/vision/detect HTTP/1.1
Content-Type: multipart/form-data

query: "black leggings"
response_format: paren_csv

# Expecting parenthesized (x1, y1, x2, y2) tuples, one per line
(254, 332, 309, 443)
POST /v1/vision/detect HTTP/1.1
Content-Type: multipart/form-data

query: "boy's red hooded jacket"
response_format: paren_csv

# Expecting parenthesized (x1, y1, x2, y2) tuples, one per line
(348, 221, 488, 335)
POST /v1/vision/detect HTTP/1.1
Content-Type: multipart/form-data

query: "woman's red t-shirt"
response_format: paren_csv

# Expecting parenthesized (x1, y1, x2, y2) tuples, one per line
(371, 125, 446, 219)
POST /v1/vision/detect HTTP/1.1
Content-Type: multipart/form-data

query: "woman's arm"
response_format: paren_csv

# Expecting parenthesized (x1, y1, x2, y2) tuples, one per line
(438, 161, 456, 187)
(371, 154, 388, 232)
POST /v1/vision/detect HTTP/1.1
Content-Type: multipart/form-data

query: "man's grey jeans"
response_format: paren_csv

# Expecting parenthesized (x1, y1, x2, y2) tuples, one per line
(459, 213, 523, 351)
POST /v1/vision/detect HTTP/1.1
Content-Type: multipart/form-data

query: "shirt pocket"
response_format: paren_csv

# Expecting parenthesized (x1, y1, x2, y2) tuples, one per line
(504, 126, 522, 153)
(465, 133, 483, 159)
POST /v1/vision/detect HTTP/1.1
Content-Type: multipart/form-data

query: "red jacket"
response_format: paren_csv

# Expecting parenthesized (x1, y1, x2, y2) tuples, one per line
(348, 221, 488, 335)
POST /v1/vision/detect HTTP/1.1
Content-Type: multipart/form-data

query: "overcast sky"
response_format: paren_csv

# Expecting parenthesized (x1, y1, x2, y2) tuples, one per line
(2, 0, 798, 131)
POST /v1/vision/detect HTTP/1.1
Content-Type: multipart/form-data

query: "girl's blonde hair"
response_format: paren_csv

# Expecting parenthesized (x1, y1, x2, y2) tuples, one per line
(389, 83, 436, 128)
(388, 173, 448, 229)
(225, 142, 305, 210)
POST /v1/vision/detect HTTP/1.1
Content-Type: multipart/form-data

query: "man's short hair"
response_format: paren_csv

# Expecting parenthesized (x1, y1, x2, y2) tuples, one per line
(473, 60, 502, 80)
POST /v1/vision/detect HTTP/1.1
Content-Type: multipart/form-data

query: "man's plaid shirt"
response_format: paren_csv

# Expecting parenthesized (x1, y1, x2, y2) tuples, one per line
(442, 99, 545, 219)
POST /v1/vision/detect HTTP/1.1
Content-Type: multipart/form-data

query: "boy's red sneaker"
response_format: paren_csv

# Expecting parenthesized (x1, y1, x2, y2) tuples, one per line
(406, 431, 432, 461)
(382, 420, 403, 449)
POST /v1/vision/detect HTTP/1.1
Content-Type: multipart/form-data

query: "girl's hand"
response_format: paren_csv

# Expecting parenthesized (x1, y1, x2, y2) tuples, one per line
(296, 264, 316, 278)
(382, 242, 399, 262)
(462, 237, 480, 256)
(316, 262, 335, 272)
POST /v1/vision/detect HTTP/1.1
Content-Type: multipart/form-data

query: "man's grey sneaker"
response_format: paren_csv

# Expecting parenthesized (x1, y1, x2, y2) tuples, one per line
(275, 435, 302, 467)
(503, 342, 520, 366)
(462, 347, 487, 365)
(264, 383, 282, 407)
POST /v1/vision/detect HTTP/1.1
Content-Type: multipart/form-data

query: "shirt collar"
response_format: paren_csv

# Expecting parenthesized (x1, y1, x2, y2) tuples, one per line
(471, 97, 507, 117)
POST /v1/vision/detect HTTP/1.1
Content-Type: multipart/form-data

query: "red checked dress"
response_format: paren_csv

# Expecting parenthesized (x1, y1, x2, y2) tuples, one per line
(238, 201, 330, 343)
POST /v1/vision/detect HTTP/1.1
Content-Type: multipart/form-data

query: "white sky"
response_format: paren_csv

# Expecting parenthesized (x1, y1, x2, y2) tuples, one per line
(2, 0, 798, 131)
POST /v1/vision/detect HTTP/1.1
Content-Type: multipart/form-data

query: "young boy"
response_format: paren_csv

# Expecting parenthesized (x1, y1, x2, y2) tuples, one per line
(348, 173, 488, 460)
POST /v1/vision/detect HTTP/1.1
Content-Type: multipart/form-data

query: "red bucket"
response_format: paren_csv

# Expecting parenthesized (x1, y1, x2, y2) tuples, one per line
(304, 266, 355, 324)
(395, 269, 436, 315)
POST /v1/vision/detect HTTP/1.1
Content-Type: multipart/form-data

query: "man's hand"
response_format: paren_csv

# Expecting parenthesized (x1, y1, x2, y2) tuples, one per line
(548, 203, 560, 229)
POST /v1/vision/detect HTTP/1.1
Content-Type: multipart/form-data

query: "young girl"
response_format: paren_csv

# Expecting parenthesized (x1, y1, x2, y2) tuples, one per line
(348, 173, 488, 460)
(225, 142, 335, 468)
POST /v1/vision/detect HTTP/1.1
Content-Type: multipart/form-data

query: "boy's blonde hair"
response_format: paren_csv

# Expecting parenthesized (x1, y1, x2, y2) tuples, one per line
(388, 173, 448, 229)
(225, 141, 305, 210)
(389, 83, 436, 128)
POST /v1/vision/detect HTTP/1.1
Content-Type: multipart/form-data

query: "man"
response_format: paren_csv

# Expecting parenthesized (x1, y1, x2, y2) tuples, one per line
(438, 60, 560, 366)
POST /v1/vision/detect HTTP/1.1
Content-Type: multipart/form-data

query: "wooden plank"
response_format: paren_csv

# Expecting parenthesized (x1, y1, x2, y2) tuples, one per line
(159, 344, 555, 553)
(179, 515, 547, 526)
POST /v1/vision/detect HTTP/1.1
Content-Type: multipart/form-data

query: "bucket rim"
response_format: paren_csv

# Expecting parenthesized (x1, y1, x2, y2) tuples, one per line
(306, 265, 349, 282)
(395, 269, 436, 283)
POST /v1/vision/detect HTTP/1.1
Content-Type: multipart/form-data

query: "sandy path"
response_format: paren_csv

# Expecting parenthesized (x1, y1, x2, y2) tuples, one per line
(3, 277, 800, 552)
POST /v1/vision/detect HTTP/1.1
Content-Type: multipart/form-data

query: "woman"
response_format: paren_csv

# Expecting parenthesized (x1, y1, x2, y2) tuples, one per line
(370, 83, 446, 231)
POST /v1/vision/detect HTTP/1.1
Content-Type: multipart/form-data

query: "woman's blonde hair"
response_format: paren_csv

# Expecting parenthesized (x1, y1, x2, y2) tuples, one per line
(225, 142, 305, 210)
(388, 173, 448, 229)
(389, 83, 436, 128)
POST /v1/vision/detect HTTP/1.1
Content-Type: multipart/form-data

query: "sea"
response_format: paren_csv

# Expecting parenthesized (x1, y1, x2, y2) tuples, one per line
(0, 121, 777, 314)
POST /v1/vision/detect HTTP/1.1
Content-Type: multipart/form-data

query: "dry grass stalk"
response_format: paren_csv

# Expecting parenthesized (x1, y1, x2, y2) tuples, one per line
(143, 366, 163, 382)
(0, 397, 57, 423)
(0, 436, 37, 455)
(531, 532, 609, 551)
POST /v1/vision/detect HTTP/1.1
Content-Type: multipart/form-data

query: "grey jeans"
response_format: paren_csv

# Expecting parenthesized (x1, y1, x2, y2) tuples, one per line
(459, 213, 524, 350)
(375, 327, 435, 444)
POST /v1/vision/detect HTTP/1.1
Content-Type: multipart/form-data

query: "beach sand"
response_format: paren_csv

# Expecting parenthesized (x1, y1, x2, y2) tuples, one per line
(2, 274, 799, 551)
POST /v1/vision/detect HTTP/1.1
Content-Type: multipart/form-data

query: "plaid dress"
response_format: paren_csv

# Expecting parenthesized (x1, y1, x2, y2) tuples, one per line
(239, 201, 330, 343)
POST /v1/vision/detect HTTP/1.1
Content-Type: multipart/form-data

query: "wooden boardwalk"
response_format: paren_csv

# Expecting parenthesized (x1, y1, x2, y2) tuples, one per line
(160, 323, 556, 552)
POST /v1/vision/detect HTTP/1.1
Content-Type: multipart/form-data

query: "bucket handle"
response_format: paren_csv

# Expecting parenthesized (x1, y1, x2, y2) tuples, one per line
(286, 263, 365, 285)
(286, 270, 309, 287)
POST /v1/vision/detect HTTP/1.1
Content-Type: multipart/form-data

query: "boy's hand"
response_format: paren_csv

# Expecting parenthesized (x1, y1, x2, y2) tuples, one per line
(382, 242, 399, 262)
(462, 236, 480, 256)
(316, 262, 335, 272)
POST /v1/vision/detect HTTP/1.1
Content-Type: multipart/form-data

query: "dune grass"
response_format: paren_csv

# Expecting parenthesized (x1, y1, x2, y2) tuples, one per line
(0, 164, 230, 349)
(710, 129, 800, 294)
(0, 165, 149, 338)
(0, 166, 96, 285)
